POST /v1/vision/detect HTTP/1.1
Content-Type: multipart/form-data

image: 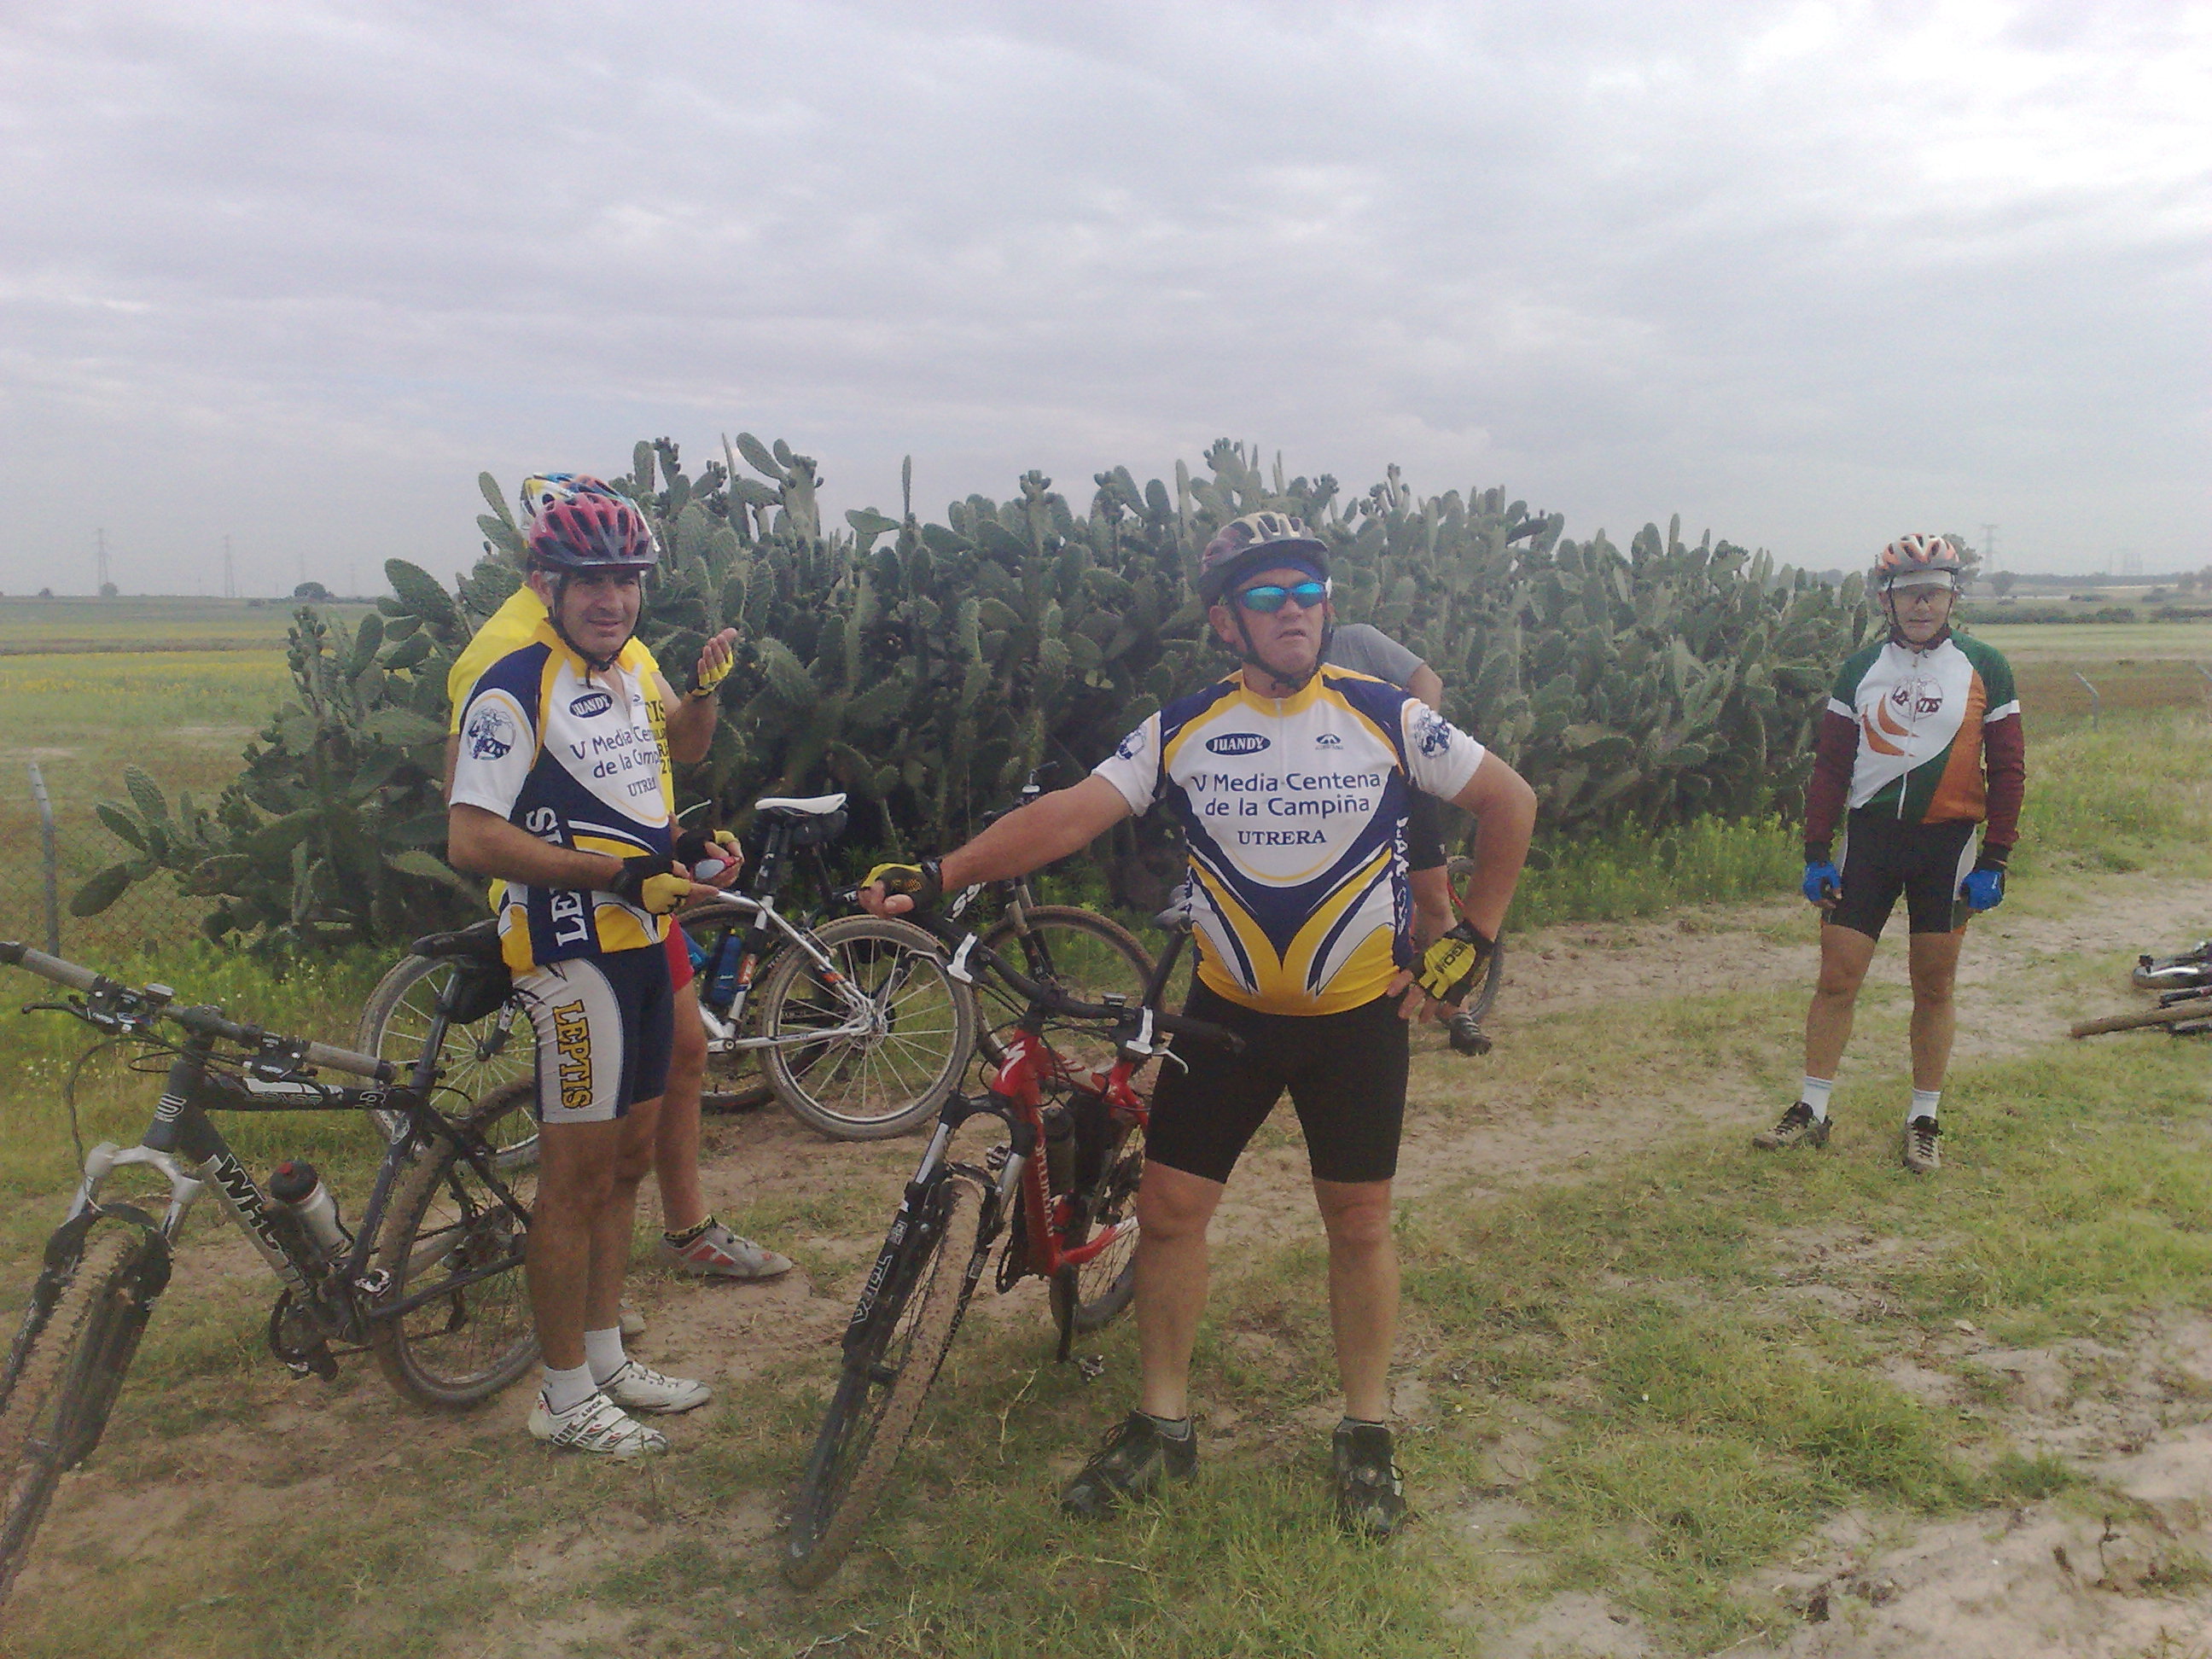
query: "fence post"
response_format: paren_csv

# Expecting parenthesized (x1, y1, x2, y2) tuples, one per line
(26, 762, 60, 955)
(2073, 672, 2100, 730)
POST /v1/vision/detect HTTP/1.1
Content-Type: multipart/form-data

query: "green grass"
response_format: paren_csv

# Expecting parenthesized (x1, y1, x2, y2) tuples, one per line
(1966, 620, 2212, 661)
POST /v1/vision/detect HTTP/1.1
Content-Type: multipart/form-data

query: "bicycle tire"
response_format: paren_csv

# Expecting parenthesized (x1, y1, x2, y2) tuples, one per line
(976, 906, 1156, 1081)
(1049, 1093, 1146, 1338)
(2070, 997, 2212, 1039)
(759, 915, 976, 1141)
(783, 1174, 983, 1588)
(358, 952, 538, 1149)
(0, 1223, 164, 1607)
(369, 1080, 540, 1407)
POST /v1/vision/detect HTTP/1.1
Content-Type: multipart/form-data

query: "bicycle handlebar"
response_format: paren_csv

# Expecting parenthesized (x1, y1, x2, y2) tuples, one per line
(913, 915, 1244, 1057)
(0, 940, 396, 1083)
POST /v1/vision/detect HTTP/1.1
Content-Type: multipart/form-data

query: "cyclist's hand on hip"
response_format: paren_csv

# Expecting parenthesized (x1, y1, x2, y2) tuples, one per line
(608, 854, 703, 916)
(1802, 859, 1842, 908)
(1396, 923, 1493, 1022)
(861, 859, 942, 918)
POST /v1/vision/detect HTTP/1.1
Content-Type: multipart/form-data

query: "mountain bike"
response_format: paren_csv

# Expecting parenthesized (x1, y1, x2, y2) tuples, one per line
(780, 904, 1239, 1588)
(358, 793, 975, 1142)
(0, 940, 540, 1605)
(2070, 983, 2212, 1039)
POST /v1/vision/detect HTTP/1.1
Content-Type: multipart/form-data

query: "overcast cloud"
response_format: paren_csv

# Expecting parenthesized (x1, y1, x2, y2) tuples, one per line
(2, 0, 2205, 594)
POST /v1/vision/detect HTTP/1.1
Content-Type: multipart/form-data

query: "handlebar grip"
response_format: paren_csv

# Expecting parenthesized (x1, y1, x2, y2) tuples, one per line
(0, 942, 104, 994)
(1151, 1011, 1244, 1056)
(303, 1041, 397, 1083)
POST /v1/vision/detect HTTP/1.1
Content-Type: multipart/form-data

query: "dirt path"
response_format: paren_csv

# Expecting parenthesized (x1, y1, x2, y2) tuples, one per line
(13, 873, 2212, 1655)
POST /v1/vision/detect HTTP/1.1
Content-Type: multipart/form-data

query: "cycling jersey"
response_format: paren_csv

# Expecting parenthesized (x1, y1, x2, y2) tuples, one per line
(1092, 668, 1485, 1016)
(1805, 632, 2024, 854)
(449, 616, 676, 974)
(448, 586, 673, 804)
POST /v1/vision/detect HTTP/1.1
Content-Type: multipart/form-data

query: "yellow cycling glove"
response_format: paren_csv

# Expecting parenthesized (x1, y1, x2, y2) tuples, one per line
(686, 645, 735, 701)
(864, 858, 943, 912)
(1414, 922, 1495, 1005)
(608, 855, 692, 916)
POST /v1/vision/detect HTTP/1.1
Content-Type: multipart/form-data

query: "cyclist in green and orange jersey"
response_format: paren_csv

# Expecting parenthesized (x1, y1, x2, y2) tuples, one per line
(1755, 535, 2026, 1173)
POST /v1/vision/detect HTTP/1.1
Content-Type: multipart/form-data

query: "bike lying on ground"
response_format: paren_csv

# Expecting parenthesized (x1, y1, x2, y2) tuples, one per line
(358, 791, 976, 1142)
(2134, 940, 2212, 992)
(2070, 940, 2212, 1038)
(780, 905, 1239, 1589)
(0, 940, 540, 1605)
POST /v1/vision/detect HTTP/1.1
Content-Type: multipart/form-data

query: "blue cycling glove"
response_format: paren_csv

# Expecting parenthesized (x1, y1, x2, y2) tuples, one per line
(1802, 860, 1841, 905)
(1964, 862, 2017, 916)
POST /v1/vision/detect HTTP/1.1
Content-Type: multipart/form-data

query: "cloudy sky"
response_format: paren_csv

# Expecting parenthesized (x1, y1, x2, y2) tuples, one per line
(3, 1, 2205, 595)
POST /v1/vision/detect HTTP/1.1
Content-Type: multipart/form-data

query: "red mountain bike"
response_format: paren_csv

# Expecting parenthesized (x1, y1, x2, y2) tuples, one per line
(780, 905, 1238, 1588)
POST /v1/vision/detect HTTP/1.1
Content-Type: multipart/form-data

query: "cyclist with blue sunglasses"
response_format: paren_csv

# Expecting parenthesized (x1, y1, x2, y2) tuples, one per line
(861, 510, 1536, 1535)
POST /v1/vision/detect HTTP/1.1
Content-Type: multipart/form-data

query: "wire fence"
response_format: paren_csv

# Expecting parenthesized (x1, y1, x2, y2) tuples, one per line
(1, 762, 214, 973)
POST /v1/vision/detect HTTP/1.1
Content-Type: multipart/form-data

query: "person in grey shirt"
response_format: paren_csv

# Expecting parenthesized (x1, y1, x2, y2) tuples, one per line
(1325, 624, 1452, 946)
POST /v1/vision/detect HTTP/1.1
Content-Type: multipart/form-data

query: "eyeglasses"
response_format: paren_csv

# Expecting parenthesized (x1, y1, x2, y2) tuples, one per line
(1890, 586, 1953, 608)
(1232, 580, 1330, 614)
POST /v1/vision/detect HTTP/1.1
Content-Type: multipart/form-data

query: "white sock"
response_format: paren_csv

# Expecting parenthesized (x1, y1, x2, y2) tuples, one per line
(1909, 1089, 1941, 1124)
(583, 1326, 628, 1385)
(542, 1360, 597, 1414)
(1801, 1077, 1835, 1119)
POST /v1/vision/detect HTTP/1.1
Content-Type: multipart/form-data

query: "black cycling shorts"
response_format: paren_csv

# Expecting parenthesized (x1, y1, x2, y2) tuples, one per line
(1146, 981, 1409, 1186)
(1406, 793, 1445, 874)
(1830, 812, 1978, 940)
(516, 946, 675, 1124)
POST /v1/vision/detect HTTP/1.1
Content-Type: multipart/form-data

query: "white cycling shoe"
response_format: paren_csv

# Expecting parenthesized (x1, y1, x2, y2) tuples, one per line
(602, 1359, 713, 1415)
(527, 1390, 669, 1457)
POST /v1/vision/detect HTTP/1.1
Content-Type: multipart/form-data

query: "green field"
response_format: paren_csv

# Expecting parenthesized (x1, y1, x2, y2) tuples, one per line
(1968, 619, 2212, 662)
(0, 595, 379, 655)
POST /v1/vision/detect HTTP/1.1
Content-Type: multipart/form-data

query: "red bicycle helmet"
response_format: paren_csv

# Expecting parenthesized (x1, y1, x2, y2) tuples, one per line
(526, 476, 657, 571)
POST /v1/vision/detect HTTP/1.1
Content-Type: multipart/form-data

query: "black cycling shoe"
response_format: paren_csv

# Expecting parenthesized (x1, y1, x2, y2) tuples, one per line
(1061, 1411, 1197, 1519)
(1331, 1421, 1407, 1539)
(1447, 1008, 1492, 1056)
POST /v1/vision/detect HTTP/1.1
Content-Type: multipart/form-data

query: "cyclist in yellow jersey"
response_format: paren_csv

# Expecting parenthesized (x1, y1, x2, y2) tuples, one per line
(860, 513, 1536, 1534)
(445, 544, 790, 1291)
(448, 476, 757, 1457)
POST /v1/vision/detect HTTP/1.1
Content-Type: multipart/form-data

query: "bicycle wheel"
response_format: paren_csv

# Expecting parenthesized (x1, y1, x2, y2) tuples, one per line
(358, 952, 538, 1148)
(977, 906, 1155, 1081)
(1049, 1092, 1146, 1338)
(759, 915, 976, 1141)
(783, 1174, 983, 1589)
(0, 1222, 165, 1607)
(369, 1080, 540, 1407)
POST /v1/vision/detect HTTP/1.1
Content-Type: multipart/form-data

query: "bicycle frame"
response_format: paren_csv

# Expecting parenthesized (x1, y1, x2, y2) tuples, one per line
(687, 890, 886, 1055)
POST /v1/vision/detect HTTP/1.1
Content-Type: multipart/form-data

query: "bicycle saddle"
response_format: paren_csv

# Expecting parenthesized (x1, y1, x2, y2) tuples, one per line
(408, 918, 504, 961)
(754, 793, 848, 818)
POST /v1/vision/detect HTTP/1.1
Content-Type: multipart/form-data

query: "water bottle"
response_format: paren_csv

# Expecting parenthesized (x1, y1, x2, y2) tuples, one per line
(269, 1160, 350, 1260)
(1040, 1103, 1075, 1195)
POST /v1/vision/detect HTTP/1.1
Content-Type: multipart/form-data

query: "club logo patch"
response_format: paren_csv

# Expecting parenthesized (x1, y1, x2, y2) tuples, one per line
(1412, 707, 1454, 758)
(1115, 726, 1149, 761)
(464, 704, 516, 760)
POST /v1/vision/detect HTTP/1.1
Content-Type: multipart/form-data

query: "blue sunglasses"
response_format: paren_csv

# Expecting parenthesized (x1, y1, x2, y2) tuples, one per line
(1232, 579, 1330, 614)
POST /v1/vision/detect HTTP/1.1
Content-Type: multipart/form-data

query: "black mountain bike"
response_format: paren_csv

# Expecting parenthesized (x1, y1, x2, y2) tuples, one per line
(0, 940, 539, 1606)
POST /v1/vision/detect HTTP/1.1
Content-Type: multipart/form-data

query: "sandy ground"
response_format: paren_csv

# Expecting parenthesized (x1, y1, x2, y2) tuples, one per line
(14, 874, 2212, 1656)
